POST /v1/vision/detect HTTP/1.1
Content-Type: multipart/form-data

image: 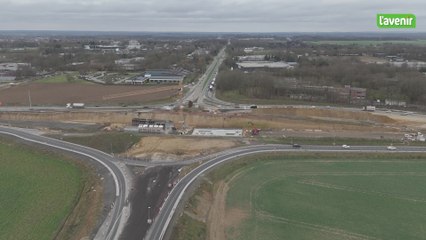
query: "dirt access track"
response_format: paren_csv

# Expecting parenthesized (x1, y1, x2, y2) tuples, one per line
(0, 83, 179, 106)
(1, 106, 425, 137)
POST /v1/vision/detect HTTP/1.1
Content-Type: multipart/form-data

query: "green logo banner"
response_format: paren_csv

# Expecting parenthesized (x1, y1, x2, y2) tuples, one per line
(377, 14, 416, 28)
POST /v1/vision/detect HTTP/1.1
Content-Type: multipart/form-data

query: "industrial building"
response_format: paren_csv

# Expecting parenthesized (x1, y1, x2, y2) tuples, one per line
(243, 47, 264, 53)
(124, 76, 147, 85)
(0, 73, 16, 82)
(127, 40, 142, 50)
(340, 85, 367, 100)
(131, 118, 175, 134)
(0, 63, 31, 82)
(236, 61, 295, 69)
(237, 55, 266, 61)
(84, 44, 122, 53)
(144, 69, 185, 84)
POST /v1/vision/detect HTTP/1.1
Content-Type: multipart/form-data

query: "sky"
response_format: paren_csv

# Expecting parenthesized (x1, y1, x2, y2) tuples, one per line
(0, 0, 425, 32)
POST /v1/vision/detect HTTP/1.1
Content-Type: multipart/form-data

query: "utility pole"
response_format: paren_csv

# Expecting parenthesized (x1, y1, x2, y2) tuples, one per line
(28, 90, 32, 109)
(333, 124, 336, 146)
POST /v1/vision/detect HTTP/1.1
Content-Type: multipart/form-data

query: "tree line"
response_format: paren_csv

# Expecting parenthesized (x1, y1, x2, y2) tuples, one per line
(217, 57, 426, 104)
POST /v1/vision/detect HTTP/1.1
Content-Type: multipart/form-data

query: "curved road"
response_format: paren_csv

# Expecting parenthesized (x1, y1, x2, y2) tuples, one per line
(146, 144, 426, 240)
(0, 126, 127, 240)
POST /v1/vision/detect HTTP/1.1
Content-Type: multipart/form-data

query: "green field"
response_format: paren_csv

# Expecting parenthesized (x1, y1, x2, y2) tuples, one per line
(60, 132, 141, 154)
(306, 40, 426, 46)
(221, 154, 426, 240)
(171, 214, 206, 240)
(0, 141, 83, 240)
(36, 72, 90, 84)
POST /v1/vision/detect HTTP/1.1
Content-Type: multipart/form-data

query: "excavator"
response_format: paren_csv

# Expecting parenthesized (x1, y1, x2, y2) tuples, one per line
(247, 121, 260, 136)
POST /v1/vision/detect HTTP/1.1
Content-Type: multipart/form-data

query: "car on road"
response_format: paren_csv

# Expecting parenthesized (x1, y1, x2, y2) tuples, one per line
(342, 144, 350, 149)
(387, 145, 397, 151)
(292, 144, 301, 148)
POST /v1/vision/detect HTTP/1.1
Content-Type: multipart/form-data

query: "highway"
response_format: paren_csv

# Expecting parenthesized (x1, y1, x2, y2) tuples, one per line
(145, 143, 426, 240)
(180, 47, 227, 108)
(0, 125, 128, 240)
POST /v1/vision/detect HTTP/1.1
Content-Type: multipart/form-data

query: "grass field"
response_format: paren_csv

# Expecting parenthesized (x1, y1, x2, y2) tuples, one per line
(61, 132, 141, 154)
(171, 214, 206, 240)
(36, 72, 90, 84)
(0, 141, 83, 240)
(306, 40, 426, 46)
(217, 154, 426, 240)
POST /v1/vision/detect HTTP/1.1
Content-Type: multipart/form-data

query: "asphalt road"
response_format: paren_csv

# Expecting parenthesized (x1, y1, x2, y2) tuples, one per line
(145, 143, 426, 240)
(179, 47, 226, 107)
(0, 125, 127, 240)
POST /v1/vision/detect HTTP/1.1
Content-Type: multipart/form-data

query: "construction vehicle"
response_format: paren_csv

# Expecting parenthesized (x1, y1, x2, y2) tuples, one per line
(247, 121, 261, 136)
(363, 105, 376, 112)
(251, 128, 260, 135)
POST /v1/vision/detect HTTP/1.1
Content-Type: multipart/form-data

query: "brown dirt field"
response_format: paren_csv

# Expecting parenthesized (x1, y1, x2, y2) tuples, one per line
(255, 107, 396, 125)
(207, 181, 228, 240)
(373, 112, 426, 130)
(207, 180, 248, 240)
(0, 83, 179, 106)
(126, 136, 238, 158)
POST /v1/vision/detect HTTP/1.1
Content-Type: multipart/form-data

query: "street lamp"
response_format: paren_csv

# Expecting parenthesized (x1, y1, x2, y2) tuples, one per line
(147, 206, 152, 224)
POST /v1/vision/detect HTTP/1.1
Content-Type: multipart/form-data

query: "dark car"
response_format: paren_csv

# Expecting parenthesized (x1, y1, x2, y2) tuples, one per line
(292, 144, 301, 148)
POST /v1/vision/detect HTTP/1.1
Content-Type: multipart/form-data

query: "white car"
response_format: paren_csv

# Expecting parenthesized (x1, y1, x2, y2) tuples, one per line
(342, 144, 350, 149)
(387, 146, 397, 151)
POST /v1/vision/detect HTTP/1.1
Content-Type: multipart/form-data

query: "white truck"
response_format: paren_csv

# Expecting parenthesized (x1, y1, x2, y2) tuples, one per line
(363, 106, 376, 112)
(66, 103, 85, 109)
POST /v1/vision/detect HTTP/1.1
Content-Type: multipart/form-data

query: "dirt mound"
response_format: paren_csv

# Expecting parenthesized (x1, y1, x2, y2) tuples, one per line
(126, 136, 238, 158)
